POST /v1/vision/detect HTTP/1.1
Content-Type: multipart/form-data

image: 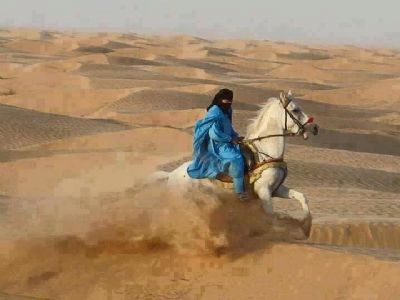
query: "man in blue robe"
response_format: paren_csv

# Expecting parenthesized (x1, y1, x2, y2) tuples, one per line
(187, 89, 248, 200)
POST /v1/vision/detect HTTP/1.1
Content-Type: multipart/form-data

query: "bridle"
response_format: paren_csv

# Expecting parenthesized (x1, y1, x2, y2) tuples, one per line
(240, 91, 312, 162)
(282, 92, 311, 135)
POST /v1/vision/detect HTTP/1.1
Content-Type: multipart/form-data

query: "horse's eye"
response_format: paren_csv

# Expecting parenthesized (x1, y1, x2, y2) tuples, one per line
(293, 109, 300, 113)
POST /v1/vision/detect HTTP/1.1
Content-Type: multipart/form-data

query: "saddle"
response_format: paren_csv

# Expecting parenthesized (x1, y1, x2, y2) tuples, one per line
(215, 143, 287, 185)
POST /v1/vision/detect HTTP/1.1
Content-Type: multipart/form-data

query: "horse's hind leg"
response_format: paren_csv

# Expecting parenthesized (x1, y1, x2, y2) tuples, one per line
(274, 185, 310, 216)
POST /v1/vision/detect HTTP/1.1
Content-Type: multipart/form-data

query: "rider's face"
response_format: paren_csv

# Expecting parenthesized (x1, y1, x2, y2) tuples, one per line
(220, 99, 232, 110)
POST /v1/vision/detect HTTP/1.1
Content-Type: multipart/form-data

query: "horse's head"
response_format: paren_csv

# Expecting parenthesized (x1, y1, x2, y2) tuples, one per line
(279, 90, 319, 140)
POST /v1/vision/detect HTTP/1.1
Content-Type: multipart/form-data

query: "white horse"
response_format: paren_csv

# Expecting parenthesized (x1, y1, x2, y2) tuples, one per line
(151, 91, 319, 221)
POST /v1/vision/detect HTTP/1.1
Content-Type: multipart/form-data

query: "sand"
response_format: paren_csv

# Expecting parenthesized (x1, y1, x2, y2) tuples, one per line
(0, 27, 399, 300)
(305, 77, 400, 110)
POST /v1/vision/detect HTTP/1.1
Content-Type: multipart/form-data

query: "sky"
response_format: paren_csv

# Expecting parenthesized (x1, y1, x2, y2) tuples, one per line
(1, 0, 399, 47)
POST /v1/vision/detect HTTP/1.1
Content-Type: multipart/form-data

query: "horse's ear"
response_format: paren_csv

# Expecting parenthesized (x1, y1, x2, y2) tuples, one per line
(279, 90, 285, 102)
(279, 90, 290, 108)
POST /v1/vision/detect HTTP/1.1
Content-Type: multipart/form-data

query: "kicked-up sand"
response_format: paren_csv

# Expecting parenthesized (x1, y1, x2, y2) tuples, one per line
(0, 27, 399, 299)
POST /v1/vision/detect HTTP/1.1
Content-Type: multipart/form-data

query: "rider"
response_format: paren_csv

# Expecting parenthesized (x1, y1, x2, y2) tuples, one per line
(187, 88, 248, 201)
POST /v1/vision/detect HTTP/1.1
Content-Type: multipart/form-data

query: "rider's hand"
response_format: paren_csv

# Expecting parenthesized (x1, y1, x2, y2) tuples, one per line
(231, 136, 244, 144)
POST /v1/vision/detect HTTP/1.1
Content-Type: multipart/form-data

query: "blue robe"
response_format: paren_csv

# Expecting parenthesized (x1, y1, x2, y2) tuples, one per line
(187, 105, 245, 192)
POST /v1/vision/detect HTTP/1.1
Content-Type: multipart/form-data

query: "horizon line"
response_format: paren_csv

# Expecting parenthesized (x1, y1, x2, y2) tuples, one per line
(1, 24, 399, 51)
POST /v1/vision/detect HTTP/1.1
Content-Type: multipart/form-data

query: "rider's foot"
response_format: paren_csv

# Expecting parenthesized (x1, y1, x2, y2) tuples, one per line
(237, 192, 250, 202)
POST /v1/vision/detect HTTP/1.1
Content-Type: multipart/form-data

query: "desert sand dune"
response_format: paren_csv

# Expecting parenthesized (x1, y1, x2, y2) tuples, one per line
(0, 63, 25, 78)
(0, 68, 134, 115)
(5, 39, 77, 55)
(0, 27, 399, 299)
(71, 53, 109, 65)
(0, 103, 130, 150)
(24, 127, 192, 154)
(89, 78, 190, 90)
(104, 89, 213, 113)
(108, 48, 158, 60)
(312, 56, 400, 74)
(98, 109, 205, 129)
(141, 66, 211, 79)
(0, 28, 42, 40)
(268, 62, 343, 82)
(166, 83, 219, 94)
(305, 77, 400, 110)
(0, 86, 131, 117)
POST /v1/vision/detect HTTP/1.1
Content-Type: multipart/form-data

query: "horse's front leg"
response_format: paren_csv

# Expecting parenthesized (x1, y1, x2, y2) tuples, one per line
(274, 185, 310, 216)
(253, 183, 274, 216)
(274, 185, 313, 237)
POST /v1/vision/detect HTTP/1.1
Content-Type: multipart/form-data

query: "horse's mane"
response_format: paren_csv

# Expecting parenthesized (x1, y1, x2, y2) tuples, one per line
(246, 97, 278, 136)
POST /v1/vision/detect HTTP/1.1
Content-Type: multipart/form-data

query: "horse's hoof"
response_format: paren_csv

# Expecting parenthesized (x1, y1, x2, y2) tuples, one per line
(263, 212, 277, 225)
(301, 214, 313, 238)
(262, 203, 274, 215)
